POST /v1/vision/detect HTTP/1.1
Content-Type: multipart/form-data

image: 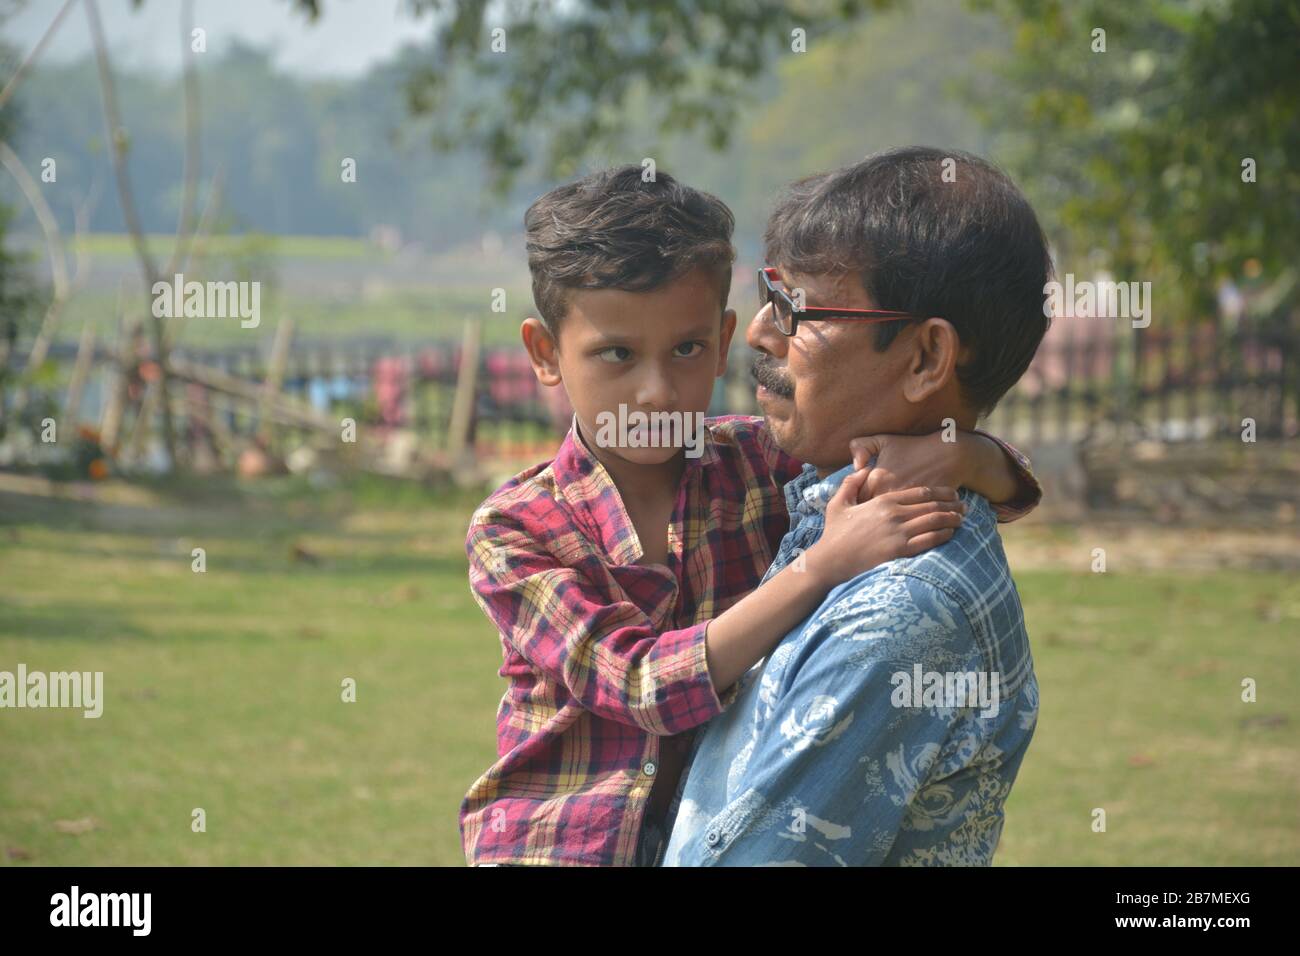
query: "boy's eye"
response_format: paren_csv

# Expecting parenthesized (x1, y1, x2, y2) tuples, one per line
(596, 346, 632, 363)
(595, 342, 704, 362)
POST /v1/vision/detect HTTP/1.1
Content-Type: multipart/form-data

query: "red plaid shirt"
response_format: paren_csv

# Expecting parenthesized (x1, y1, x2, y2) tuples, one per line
(459, 415, 1039, 866)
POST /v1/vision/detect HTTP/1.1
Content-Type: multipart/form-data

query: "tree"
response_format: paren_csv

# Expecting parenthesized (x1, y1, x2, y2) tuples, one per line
(0, 27, 52, 438)
(284, 0, 900, 192)
(276, 0, 1299, 327)
(971, 0, 1300, 322)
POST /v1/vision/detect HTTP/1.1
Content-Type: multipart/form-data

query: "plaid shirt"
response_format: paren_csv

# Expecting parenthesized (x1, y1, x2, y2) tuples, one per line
(460, 414, 1039, 866)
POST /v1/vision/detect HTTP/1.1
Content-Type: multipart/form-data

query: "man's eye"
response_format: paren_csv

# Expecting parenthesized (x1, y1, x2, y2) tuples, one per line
(675, 341, 706, 358)
(596, 346, 631, 363)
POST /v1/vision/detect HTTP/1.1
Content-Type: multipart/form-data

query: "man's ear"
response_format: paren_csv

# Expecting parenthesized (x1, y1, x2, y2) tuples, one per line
(902, 317, 961, 404)
(715, 308, 738, 377)
(521, 317, 562, 387)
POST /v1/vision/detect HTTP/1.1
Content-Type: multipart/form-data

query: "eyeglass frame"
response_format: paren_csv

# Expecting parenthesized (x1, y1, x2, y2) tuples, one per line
(757, 266, 934, 336)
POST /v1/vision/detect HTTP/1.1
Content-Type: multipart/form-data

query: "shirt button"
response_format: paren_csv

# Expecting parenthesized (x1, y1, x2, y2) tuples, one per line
(643, 761, 657, 776)
(705, 829, 720, 846)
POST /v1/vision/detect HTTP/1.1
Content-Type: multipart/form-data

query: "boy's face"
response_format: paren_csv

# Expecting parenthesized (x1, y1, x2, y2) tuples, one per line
(522, 267, 737, 468)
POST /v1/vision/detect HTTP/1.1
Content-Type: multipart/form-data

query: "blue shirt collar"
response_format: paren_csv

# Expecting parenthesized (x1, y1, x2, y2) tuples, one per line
(785, 461, 857, 521)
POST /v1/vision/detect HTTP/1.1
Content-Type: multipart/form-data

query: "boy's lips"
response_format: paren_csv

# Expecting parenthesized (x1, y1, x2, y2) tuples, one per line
(627, 422, 673, 442)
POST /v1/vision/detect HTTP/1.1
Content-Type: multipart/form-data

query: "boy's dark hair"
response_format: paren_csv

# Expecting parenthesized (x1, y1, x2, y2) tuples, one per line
(763, 146, 1053, 415)
(524, 165, 736, 340)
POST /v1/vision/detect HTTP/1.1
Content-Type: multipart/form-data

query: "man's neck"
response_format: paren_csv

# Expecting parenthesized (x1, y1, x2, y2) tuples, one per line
(813, 409, 979, 480)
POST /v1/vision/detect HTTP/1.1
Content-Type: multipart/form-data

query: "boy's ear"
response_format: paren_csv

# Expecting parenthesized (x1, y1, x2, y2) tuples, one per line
(715, 308, 738, 377)
(521, 316, 562, 387)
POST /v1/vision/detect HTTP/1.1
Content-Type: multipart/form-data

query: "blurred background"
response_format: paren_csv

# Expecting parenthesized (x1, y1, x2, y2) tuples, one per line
(0, 0, 1296, 865)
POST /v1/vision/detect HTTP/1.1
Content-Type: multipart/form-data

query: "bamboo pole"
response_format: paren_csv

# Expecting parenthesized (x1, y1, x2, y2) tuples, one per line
(446, 317, 481, 464)
(64, 322, 97, 426)
(257, 317, 294, 443)
(124, 381, 159, 466)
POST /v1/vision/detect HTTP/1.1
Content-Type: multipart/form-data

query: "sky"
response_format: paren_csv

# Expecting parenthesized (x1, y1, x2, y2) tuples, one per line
(2, 0, 435, 76)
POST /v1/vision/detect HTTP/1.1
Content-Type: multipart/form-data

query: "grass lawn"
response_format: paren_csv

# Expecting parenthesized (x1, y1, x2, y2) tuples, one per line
(67, 233, 387, 262)
(24, 232, 535, 351)
(1, 477, 1296, 865)
(52, 286, 535, 350)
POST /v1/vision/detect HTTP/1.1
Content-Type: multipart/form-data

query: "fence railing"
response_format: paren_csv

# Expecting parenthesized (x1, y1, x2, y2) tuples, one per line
(978, 317, 1297, 446)
(8, 316, 1297, 472)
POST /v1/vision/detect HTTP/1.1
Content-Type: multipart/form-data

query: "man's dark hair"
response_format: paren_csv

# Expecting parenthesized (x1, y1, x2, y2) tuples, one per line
(764, 146, 1053, 415)
(524, 164, 736, 340)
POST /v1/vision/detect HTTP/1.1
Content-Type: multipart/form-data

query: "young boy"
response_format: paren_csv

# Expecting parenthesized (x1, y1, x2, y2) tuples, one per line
(460, 165, 1040, 866)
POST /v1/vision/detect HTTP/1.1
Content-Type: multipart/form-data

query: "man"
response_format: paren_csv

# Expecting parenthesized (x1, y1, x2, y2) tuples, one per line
(659, 146, 1051, 866)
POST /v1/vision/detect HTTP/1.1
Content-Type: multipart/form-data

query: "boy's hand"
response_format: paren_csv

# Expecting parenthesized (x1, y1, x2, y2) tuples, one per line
(846, 431, 976, 502)
(803, 475, 965, 587)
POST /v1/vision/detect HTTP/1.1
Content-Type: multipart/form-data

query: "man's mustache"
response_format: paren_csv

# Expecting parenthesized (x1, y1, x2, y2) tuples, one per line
(751, 355, 794, 399)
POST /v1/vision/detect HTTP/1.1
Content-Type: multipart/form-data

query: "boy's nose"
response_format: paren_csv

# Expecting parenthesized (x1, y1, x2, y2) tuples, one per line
(635, 369, 677, 408)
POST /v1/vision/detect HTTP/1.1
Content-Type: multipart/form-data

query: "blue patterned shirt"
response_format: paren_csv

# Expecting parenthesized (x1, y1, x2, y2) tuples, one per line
(659, 462, 1039, 866)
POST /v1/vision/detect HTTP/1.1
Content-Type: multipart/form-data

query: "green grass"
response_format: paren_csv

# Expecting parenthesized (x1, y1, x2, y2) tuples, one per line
(1001, 570, 1299, 865)
(49, 287, 533, 349)
(0, 477, 498, 866)
(19, 231, 535, 350)
(1, 480, 1296, 865)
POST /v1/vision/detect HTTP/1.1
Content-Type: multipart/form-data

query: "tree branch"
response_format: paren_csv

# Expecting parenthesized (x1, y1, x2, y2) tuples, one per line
(165, 0, 201, 278)
(84, 0, 176, 470)
(0, 0, 78, 113)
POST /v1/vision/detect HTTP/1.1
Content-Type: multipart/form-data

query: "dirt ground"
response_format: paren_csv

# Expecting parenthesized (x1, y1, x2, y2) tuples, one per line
(1002, 513, 1300, 572)
(4, 469, 1298, 575)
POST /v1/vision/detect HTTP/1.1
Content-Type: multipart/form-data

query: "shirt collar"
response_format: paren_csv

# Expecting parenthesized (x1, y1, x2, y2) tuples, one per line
(562, 412, 720, 472)
(784, 461, 855, 522)
(552, 411, 720, 564)
(785, 460, 987, 531)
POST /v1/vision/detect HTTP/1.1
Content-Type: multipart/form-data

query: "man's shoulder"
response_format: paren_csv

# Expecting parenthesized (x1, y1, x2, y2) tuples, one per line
(879, 490, 1032, 691)
(802, 560, 976, 662)
(885, 491, 1012, 609)
(800, 491, 1031, 687)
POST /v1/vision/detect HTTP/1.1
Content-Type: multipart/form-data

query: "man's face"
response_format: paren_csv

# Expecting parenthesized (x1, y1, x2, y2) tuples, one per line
(527, 267, 737, 467)
(747, 267, 917, 472)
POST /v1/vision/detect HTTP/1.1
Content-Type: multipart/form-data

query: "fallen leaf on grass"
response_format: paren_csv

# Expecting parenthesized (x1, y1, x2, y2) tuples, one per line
(1173, 661, 1222, 679)
(53, 817, 100, 835)
(289, 542, 322, 565)
(1240, 714, 1288, 730)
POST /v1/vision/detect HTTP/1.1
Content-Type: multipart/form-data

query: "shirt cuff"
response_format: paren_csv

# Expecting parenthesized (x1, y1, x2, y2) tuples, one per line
(652, 620, 726, 734)
(973, 430, 1042, 523)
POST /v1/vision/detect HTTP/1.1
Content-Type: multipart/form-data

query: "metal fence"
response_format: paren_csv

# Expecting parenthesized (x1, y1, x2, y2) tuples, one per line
(11, 316, 1298, 469)
(979, 317, 1297, 446)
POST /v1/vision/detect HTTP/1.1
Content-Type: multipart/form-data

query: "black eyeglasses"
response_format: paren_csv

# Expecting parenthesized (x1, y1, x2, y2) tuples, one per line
(757, 267, 933, 336)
